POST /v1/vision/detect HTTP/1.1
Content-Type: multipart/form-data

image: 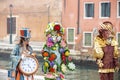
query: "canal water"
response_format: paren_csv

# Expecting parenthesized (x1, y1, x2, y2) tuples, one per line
(0, 52, 120, 80)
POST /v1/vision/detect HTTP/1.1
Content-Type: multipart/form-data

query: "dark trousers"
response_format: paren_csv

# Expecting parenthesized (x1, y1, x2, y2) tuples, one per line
(100, 73, 114, 80)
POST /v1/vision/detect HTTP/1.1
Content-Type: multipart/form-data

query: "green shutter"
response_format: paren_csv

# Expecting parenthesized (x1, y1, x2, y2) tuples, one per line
(118, 34, 120, 47)
(68, 29, 74, 42)
(85, 33, 91, 46)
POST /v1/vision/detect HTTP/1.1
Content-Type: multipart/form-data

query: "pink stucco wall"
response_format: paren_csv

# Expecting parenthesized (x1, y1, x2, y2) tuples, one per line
(62, 0, 120, 50)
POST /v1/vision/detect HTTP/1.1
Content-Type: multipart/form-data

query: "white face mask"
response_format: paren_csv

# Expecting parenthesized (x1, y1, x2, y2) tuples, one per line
(107, 37, 113, 44)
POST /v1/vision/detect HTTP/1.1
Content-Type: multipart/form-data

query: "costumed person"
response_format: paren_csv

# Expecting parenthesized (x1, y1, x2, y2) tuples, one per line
(41, 22, 75, 80)
(9, 28, 37, 80)
(93, 21, 119, 80)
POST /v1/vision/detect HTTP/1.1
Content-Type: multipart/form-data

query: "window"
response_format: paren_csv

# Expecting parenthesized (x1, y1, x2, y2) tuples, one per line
(117, 0, 120, 17)
(84, 3, 94, 18)
(83, 32, 93, 47)
(67, 28, 75, 44)
(7, 17, 16, 34)
(100, 2, 111, 18)
(117, 33, 120, 48)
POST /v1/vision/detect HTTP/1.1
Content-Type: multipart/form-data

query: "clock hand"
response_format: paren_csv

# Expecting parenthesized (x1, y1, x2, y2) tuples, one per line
(27, 64, 31, 68)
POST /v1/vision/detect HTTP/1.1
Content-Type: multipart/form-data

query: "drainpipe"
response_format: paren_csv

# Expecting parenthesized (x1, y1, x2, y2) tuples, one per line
(77, 0, 80, 34)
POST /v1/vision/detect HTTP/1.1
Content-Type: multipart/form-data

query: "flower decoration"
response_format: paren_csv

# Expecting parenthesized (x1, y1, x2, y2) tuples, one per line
(45, 72, 56, 79)
(61, 63, 67, 74)
(67, 62, 76, 71)
(59, 47, 65, 53)
(59, 73, 64, 79)
(47, 41, 54, 47)
(54, 24, 60, 32)
(44, 61, 49, 67)
(48, 37, 53, 42)
(65, 50, 70, 57)
(42, 22, 75, 79)
(68, 56, 72, 62)
(57, 36, 62, 42)
(42, 51, 49, 57)
(46, 34, 52, 38)
(49, 67, 55, 73)
(60, 39, 67, 47)
(53, 64, 57, 70)
(56, 77, 61, 80)
(49, 53, 57, 62)
(52, 35, 57, 43)
(50, 61, 54, 67)
(61, 54, 66, 64)
(45, 22, 64, 36)
(51, 46, 56, 50)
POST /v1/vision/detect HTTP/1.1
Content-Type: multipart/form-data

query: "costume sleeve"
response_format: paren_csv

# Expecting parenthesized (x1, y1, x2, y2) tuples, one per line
(93, 37, 104, 59)
(10, 45, 21, 70)
(28, 46, 33, 54)
(114, 45, 119, 67)
(114, 45, 119, 58)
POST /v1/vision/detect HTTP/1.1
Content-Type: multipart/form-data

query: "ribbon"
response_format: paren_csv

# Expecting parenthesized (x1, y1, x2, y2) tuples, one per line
(16, 68, 34, 80)
(16, 68, 21, 80)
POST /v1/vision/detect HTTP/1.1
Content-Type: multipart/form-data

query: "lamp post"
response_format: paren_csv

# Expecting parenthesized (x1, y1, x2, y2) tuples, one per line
(9, 4, 13, 44)
(47, 5, 50, 23)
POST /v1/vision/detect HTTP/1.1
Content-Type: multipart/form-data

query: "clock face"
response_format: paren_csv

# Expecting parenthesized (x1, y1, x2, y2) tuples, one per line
(19, 56, 39, 75)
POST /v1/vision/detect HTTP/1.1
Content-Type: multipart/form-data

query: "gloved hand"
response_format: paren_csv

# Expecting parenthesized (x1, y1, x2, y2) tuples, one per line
(31, 53, 36, 57)
(115, 66, 119, 72)
(21, 54, 25, 59)
(97, 59, 104, 68)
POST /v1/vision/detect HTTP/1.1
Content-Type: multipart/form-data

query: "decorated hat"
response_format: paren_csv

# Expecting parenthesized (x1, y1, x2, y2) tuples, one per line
(20, 28, 31, 38)
(45, 22, 64, 36)
(100, 21, 114, 35)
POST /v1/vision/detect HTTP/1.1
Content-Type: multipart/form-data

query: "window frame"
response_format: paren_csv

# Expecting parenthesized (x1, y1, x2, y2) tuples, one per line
(84, 2, 94, 19)
(83, 32, 93, 47)
(116, 32, 120, 49)
(67, 28, 75, 44)
(99, 1, 110, 19)
(117, 0, 120, 18)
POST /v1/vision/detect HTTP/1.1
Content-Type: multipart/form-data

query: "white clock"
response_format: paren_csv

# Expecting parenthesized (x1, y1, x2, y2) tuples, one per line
(19, 55, 39, 75)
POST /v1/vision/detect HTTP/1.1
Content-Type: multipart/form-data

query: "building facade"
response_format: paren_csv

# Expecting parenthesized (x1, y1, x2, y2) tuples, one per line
(62, 0, 120, 53)
(0, 0, 62, 42)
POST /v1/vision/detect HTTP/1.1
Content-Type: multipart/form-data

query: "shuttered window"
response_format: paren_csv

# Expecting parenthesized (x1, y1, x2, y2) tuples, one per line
(83, 32, 93, 47)
(101, 2, 111, 17)
(117, 33, 120, 47)
(67, 28, 74, 43)
(85, 3, 94, 17)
